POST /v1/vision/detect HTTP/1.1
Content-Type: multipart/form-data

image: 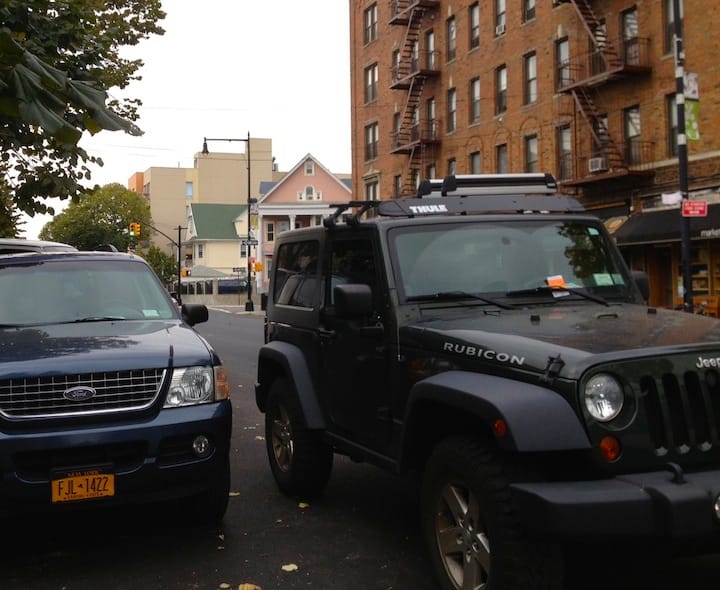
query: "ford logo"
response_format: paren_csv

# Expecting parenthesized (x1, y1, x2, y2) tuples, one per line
(63, 386, 97, 402)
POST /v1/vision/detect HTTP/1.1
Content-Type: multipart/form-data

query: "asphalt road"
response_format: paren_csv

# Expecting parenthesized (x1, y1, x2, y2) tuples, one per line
(3, 307, 720, 590)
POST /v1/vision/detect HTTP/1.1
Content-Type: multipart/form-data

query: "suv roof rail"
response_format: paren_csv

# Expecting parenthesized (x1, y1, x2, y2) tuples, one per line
(417, 173, 558, 197)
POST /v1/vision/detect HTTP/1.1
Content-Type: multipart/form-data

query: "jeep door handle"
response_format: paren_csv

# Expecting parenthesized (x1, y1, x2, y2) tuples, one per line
(318, 328, 336, 339)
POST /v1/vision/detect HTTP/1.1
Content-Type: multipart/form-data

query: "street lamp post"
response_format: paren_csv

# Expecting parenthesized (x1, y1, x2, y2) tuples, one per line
(202, 132, 255, 311)
(142, 221, 187, 305)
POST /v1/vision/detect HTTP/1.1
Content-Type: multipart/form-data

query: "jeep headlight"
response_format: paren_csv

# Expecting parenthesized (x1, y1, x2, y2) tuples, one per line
(164, 366, 230, 408)
(584, 373, 624, 422)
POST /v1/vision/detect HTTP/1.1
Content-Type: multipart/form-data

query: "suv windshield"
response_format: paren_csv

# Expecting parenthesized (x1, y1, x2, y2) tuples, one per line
(0, 258, 177, 326)
(390, 219, 635, 303)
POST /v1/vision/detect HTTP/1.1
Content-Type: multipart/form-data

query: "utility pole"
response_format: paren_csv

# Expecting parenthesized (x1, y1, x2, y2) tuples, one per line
(674, 0, 692, 312)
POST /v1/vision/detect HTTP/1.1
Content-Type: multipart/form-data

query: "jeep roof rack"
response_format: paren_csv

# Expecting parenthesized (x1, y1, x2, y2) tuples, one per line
(324, 173, 583, 226)
(417, 173, 558, 197)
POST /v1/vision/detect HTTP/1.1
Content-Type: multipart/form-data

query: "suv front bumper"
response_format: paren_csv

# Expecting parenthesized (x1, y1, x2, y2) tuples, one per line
(512, 469, 720, 539)
(0, 400, 232, 514)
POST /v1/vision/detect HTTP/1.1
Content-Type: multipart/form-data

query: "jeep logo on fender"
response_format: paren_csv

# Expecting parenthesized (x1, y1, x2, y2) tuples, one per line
(443, 342, 525, 366)
(63, 386, 97, 401)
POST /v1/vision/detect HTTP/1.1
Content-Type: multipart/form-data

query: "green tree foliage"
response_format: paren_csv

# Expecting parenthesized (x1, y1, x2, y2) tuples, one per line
(138, 244, 178, 287)
(0, 178, 23, 237)
(0, 0, 165, 216)
(39, 183, 151, 251)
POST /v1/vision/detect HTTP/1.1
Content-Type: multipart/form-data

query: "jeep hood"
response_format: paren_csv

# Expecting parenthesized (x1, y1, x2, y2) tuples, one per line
(0, 320, 217, 378)
(402, 303, 720, 378)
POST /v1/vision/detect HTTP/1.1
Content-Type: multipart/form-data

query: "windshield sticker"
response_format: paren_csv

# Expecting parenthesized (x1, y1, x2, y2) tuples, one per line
(143, 309, 160, 318)
(546, 275, 567, 288)
(594, 273, 614, 286)
(443, 342, 525, 366)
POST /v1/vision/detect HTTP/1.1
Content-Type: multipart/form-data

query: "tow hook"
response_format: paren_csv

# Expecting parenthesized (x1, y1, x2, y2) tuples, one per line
(665, 462, 686, 484)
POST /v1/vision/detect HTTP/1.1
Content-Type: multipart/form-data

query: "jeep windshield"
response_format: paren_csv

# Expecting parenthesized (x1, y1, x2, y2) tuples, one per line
(0, 258, 177, 326)
(390, 218, 639, 305)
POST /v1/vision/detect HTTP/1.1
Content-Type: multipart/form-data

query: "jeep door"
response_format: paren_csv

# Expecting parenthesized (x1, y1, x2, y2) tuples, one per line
(317, 233, 392, 450)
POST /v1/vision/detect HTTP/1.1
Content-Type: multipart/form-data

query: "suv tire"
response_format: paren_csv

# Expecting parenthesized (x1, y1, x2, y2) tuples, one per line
(421, 436, 562, 590)
(265, 378, 333, 498)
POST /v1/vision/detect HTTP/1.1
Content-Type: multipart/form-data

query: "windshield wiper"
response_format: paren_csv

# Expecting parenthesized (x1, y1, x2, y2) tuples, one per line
(407, 290, 514, 310)
(72, 316, 128, 323)
(505, 285, 609, 306)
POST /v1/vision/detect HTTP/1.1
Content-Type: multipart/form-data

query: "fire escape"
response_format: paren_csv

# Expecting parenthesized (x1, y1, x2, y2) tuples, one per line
(388, 0, 441, 196)
(555, 0, 653, 189)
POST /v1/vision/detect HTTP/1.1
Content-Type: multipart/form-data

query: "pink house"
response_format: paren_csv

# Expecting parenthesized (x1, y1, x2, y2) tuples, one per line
(256, 154, 352, 292)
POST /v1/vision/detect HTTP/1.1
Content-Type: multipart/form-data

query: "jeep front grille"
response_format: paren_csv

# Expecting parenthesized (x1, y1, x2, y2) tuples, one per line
(641, 369, 720, 453)
(0, 369, 166, 419)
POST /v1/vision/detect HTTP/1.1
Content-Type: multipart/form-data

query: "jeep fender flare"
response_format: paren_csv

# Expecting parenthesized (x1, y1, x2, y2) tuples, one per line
(256, 340, 325, 429)
(405, 370, 590, 453)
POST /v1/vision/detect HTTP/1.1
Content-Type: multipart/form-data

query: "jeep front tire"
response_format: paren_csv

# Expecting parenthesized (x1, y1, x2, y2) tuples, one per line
(265, 378, 333, 498)
(421, 435, 562, 590)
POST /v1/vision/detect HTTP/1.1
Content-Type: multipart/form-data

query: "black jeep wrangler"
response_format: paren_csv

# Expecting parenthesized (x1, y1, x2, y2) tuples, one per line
(256, 173, 720, 589)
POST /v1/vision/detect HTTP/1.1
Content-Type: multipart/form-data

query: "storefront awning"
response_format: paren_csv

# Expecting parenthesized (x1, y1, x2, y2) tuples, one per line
(614, 204, 720, 246)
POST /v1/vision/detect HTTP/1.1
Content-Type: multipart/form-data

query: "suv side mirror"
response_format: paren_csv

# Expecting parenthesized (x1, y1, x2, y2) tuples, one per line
(631, 270, 650, 302)
(334, 284, 373, 317)
(182, 303, 209, 326)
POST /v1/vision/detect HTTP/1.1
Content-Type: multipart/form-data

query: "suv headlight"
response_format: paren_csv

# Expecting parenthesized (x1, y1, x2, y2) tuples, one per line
(164, 366, 230, 408)
(584, 373, 624, 422)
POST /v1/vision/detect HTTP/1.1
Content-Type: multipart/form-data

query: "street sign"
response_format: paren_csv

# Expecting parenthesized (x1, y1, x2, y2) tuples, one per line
(682, 200, 708, 217)
(242, 239, 259, 246)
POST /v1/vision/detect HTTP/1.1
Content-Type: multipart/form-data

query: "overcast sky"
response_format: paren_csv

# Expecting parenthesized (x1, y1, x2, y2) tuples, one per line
(21, 0, 351, 238)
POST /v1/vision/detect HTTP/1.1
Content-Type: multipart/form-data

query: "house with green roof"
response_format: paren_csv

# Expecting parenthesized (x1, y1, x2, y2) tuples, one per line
(185, 203, 250, 277)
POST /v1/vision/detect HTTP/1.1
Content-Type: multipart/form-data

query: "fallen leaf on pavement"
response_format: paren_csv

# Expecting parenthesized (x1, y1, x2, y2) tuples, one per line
(281, 564, 299, 572)
(298, 502, 309, 509)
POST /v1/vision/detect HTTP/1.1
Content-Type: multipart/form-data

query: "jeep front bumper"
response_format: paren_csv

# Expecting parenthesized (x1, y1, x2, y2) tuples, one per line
(511, 469, 720, 538)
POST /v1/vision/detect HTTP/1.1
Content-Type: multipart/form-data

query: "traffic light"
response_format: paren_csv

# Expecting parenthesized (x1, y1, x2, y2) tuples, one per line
(129, 222, 141, 237)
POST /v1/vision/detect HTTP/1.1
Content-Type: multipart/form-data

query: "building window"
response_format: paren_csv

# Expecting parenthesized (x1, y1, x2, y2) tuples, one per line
(663, 0, 679, 54)
(364, 63, 378, 103)
(365, 122, 379, 161)
(426, 30, 436, 69)
(524, 135, 538, 172)
(523, 0, 536, 22)
(267, 221, 275, 242)
(495, 0, 506, 35)
(524, 52, 537, 105)
(426, 97, 437, 140)
(469, 77, 481, 124)
(305, 161, 314, 175)
(426, 164, 436, 180)
(622, 7, 640, 65)
(393, 175, 402, 198)
(556, 38, 570, 89)
(470, 151, 482, 173)
(496, 144, 508, 173)
(185, 181, 193, 199)
(495, 65, 507, 114)
(365, 179, 379, 201)
(556, 124, 572, 180)
(446, 16, 456, 61)
(241, 243, 248, 258)
(304, 186, 315, 201)
(667, 94, 678, 157)
(364, 3, 378, 45)
(623, 105, 642, 165)
(197, 243, 204, 260)
(447, 158, 456, 176)
(469, 3, 480, 49)
(447, 88, 457, 133)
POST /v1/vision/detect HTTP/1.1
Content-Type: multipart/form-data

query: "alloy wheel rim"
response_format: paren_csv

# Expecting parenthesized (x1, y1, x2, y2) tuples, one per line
(271, 404, 293, 472)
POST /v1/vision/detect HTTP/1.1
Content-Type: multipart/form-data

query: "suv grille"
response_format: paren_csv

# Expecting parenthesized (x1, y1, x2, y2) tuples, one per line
(641, 369, 720, 453)
(0, 369, 166, 419)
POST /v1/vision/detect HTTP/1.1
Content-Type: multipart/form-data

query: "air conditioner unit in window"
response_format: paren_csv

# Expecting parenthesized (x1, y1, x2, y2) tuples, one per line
(495, 23, 506, 36)
(588, 157, 609, 173)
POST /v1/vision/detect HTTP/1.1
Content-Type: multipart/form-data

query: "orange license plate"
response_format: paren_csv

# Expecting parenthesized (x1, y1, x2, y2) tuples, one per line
(51, 470, 115, 503)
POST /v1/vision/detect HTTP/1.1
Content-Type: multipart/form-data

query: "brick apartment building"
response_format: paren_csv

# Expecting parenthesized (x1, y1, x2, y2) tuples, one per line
(349, 0, 720, 308)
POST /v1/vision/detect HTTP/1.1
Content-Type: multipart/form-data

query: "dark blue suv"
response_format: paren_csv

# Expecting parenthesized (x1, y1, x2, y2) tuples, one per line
(0, 250, 232, 522)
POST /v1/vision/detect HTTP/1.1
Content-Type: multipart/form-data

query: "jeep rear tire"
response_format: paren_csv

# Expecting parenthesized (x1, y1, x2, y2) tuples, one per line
(265, 378, 333, 498)
(421, 436, 562, 590)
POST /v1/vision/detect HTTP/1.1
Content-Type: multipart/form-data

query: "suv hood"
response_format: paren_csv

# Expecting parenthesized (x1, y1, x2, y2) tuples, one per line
(0, 320, 216, 378)
(403, 303, 720, 379)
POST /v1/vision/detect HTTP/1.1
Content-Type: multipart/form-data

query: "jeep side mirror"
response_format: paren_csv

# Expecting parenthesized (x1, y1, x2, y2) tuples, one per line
(334, 284, 373, 317)
(631, 270, 650, 302)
